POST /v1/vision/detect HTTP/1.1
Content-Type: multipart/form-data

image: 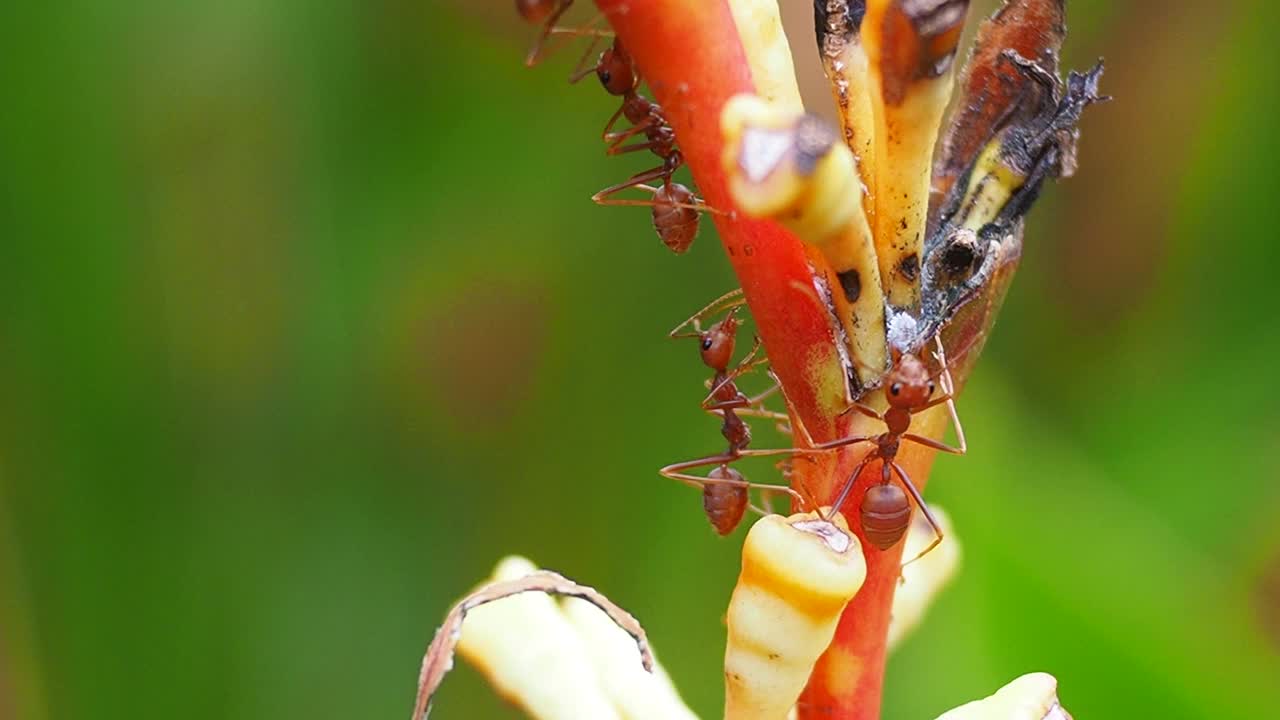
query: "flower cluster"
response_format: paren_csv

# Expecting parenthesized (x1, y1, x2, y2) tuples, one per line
(413, 1, 1103, 718)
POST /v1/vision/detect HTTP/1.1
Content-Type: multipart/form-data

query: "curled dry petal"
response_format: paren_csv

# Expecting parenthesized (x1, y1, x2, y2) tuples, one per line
(932, 0, 1066, 212)
(411, 557, 652, 720)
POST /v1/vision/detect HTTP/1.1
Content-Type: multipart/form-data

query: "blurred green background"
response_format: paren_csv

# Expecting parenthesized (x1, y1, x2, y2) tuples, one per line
(2, 1, 1278, 718)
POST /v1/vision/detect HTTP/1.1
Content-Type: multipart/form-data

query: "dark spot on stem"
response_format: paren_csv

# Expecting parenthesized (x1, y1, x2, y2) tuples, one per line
(897, 254, 919, 282)
(939, 228, 978, 278)
(837, 269, 862, 303)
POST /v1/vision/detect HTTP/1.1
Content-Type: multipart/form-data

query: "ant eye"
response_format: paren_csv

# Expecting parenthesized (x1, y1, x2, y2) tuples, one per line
(701, 337, 713, 350)
(599, 70, 611, 84)
(890, 383, 902, 396)
(928, 381, 936, 394)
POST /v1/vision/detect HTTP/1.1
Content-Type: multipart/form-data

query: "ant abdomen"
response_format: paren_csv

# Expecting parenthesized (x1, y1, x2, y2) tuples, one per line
(703, 466, 748, 536)
(860, 482, 911, 550)
(652, 183, 699, 254)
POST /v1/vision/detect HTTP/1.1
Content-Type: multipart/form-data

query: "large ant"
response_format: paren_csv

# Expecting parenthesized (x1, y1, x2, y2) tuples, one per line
(659, 292, 814, 535)
(809, 337, 967, 563)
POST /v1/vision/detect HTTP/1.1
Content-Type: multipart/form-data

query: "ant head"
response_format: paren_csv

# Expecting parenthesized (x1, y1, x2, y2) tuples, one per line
(699, 308, 739, 371)
(597, 41, 636, 96)
(514, 0, 553, 23)
(885, 352, 935, 409)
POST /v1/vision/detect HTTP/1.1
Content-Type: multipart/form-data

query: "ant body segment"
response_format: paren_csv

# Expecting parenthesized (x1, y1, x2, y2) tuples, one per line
(659, 291, 813, 535)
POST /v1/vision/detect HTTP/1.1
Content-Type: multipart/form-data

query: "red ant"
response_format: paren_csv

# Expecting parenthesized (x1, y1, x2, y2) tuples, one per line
(807, 337, 967, 564)
(517, 9, 718, 254)
(659, 292, 814, 535)
(567, 37, 719, 254)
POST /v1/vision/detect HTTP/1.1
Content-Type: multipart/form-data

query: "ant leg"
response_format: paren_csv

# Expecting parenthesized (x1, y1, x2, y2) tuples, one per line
(524, 1, 576, 67)
(890, 460, 944, 567)
(809, 433, 876, 453)
(902, 340, 966, 456)
(902, 431, 965, 455)
(603, 116, 658, 147)
(600, 103, 629, 141)
(935, 335, 967, 454)
(659, 468, 806, 508)
(591, 166, 670, 205)
(828, 454, 874, 517)
(593, 184, 725, 216)
(606, 139, 671, 157)
(737, 381, 793, 424)
(725, 406, 791, 422)
(840, 402, 883, 422)
(658, 453, 737, 477)
(669, 289, 745, 338)
(590, 183, 662, 209)
(566, 34, 603, 83)
(747, 380, 781, 406)
(735, 447, 828, 461)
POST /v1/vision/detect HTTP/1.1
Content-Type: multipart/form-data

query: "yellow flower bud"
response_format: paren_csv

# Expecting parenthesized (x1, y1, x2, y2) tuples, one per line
(725, 511, 866, 720)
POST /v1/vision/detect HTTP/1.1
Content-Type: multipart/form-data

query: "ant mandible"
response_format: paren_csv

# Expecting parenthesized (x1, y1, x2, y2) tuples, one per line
(809, 337, 967, 564)
(659, 291, 816, 535)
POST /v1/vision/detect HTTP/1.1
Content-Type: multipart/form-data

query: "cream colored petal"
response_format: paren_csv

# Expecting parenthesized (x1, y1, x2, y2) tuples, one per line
(725, 511, 866, 720)
(727, 0, 805, 114)
(562, 597, 699, 720)
(936, 673, 1071, 720)
(454, 557, 621, 720)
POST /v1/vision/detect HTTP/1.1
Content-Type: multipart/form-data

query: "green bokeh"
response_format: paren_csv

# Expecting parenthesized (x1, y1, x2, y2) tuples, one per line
(2, 1, 1278, 719)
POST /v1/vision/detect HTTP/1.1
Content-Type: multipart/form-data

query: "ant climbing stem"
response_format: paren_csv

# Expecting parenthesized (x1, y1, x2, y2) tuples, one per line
(669, 289, 791, 425)
(811, 335, 967, 566)
(521, 20, 722, 254)
(660, 293, 822, 535)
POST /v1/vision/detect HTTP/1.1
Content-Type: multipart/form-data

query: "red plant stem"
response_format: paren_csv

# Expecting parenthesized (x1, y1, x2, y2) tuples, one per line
(593, 2, 1018, 718)
(594, 0, 849, 442)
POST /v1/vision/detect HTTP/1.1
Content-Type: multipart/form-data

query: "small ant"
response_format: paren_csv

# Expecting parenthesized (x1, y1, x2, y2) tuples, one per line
(809, 337, 967, 564)
(660, 292, 814, 535)
(517, 14, 718, 254)
(569, 38, 719, 254)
